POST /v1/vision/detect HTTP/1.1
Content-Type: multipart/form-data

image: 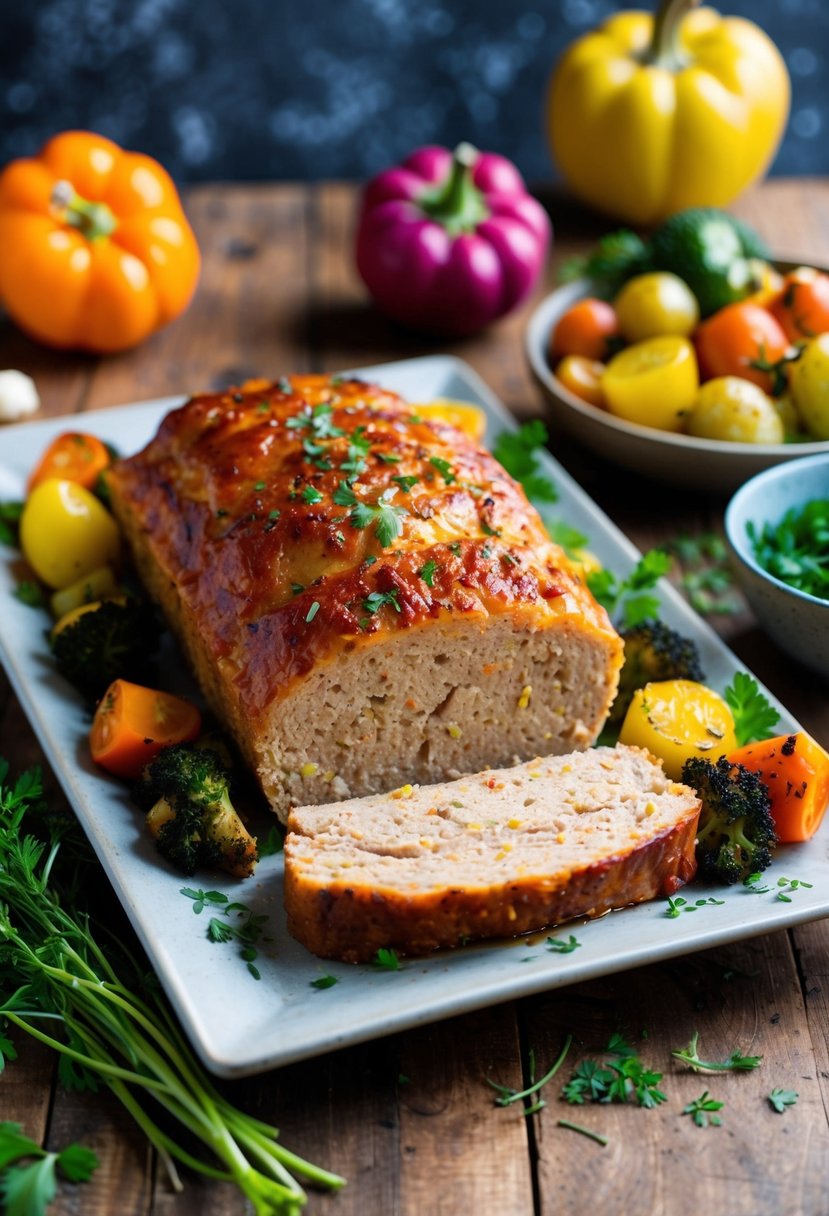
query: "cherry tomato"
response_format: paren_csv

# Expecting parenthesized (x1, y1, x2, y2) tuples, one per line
(686, 377, 784, 444)
(602, 336, 699, 432)
(19, 479, 120, 589)
(89, 679, 202, 779)
(695, 302, 790, 394)
(619, 679, 737, 781)
(769, 267, 829, 344)
(28, 431, 112, 494)
(789, 332, 829, 439)
(555, 355, 606, 407)
(614, 272, 699, 342)
(550, 298, 619, 362)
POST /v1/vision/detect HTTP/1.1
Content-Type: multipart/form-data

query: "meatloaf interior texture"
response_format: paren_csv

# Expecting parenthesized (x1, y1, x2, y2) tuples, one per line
(108, 375, 623, 821)
(285, 745, 701, 961)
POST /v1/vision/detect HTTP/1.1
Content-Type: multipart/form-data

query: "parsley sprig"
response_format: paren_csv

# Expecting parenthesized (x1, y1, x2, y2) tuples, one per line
(586, 549, 671, 628)
(0, 1123, 98, 1215)
(286, 401, 344, 439)
(493, 420, 558, 503)
(682, 1091, 724, 1128)
(180, 887, 269, 980)
(672, 1031, 762, 1073)
(724, 672, 780, 746)
(768, 1087, 798, 1113)
(333, 482, 408, 548)
(562, 1036, 666, 1108)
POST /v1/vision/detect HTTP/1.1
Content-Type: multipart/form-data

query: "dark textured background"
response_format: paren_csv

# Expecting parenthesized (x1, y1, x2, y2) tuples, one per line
(1, 0, 827, 183)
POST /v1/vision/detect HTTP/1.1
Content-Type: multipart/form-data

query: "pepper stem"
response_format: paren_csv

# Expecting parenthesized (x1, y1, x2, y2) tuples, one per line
(647, 0, 700, 68)
(51, 179, 117, 241)
(418, 143, 489, 237)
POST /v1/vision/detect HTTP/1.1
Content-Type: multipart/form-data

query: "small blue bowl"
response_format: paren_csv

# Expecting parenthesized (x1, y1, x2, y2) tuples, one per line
(725, 453, 829, 681)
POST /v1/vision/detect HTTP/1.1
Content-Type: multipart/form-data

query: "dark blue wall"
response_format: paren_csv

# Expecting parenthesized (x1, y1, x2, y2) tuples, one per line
(1, 0, 827, 184)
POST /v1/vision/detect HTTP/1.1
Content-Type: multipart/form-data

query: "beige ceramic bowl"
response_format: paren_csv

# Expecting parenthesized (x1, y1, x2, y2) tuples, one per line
(526, 274, 829, 496)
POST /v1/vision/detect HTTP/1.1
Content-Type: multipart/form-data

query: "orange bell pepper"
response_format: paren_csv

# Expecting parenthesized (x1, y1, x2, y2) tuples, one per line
(0, 131, 200, 353)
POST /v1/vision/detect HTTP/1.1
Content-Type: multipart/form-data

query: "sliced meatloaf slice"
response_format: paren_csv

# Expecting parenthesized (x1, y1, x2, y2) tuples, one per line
(107, 374, 623, 822)
(284, 745, 700, 962)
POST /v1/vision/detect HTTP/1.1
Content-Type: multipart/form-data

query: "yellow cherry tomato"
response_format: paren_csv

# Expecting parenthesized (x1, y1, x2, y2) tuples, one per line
(789, 332, 829, 439)
(614, 272, 699, 342)
(20, 478, 120, 589)
(49, 564, 119, 618)
(686, 377, 784, 444)
(602, 336, 699, 432)
(411, 400, 487, 442)
(556, 355, 606, 407)
(619, 679, 738, 781)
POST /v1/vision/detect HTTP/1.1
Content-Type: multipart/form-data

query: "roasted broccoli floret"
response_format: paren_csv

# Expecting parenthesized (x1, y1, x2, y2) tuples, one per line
(51, 599, 161, 700)
(681, 755, 777, 884)
(133, 742, 258, 878)
(608, 620, 704, 728)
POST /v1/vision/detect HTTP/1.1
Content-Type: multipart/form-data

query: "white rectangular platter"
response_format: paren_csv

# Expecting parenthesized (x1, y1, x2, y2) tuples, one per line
(1, 354, 827, 1079)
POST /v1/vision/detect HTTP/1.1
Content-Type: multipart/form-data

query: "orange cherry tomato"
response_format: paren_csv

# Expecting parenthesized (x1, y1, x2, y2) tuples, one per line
(550, 298, 619, 362)
(769, 267, 829, 344)
(695, 301, 790, 394)
(28, 431, 112, 494)
(90, 678, 201, 780)
(728, 732, 829, 843)
(555, 355, 606, 407)
(0, 131, 200, 353)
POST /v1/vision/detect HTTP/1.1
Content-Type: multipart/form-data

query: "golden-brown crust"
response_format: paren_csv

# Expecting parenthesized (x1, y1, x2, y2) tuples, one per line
(108, 375, 621, 737)
(283, 812, 700, 963)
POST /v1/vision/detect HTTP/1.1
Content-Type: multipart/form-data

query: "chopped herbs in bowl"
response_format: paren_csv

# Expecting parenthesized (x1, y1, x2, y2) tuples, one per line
(725, 453, 829, 680)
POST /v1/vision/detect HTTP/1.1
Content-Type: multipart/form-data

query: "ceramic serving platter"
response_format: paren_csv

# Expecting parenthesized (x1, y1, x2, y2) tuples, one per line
(1, 355, 827, 1079)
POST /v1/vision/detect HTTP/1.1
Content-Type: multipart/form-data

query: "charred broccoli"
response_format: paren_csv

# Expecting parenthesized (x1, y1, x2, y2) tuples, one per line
(51, 599, 161, 700)
(682, 755, 777, 884)
(133, 742, 258, 878)
(609, 620, 704, 728)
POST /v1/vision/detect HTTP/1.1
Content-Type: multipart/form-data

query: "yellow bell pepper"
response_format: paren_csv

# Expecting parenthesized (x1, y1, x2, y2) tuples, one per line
(547, 0, 789, 226)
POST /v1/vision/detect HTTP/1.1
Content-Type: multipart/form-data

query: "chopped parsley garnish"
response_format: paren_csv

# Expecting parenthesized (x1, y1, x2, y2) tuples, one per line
(748, 498, 829, 602)
(546, 935, 581, 954)
(305, 601, 321, 623)
(376, 452, 401, 465)
(309, 975, 339, 990)
(333, 482, 408, 548)
(277, 376, 292, 393)
(363, 588, 401, 614)
(286, 402, 344, 440)
(449, 542, 462, 556)
(724, 672, 779, 746)
(682, 1091, 723, 1128)
(429, 455, 456, 484)
(586, 549, 671, 628)
(418, 559, 438, 587)
(253, 481, 266, 491)
(268, 508, 280, 520)
(373, 947, 401, 971)
(302, 485, 323, 505)
(341, 427, 371, 475)
(493, 420, 558, 503)
(303, 438, 332, 470)
(180, 888, 268, 980)
(0, 1124, 99, 1213)
(291, 583, 305, 595)
(481, 521, 501, 537)
(768, 1087, 798, 1114)
(392, 475, 418, 493)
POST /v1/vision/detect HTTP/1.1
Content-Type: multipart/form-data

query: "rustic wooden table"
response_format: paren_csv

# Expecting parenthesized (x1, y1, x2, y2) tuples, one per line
(2, 179, 829, 1216)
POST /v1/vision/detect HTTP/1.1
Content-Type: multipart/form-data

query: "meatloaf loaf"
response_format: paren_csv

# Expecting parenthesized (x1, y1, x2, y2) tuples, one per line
(107, 375, 623, 821)
(285, 745, 700, 962)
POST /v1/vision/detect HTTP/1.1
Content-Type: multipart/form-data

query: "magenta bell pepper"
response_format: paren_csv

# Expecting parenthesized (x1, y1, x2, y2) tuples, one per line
(356, 142, 551, 337)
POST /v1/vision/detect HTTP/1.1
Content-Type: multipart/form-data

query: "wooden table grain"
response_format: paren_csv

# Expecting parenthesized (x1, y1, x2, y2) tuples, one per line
(2, 179, 829, 1216)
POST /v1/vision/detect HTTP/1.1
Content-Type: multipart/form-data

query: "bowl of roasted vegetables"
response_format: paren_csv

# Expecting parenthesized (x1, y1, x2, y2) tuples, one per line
(725, 452, 829, 681)
(526, 208, 829, 493)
